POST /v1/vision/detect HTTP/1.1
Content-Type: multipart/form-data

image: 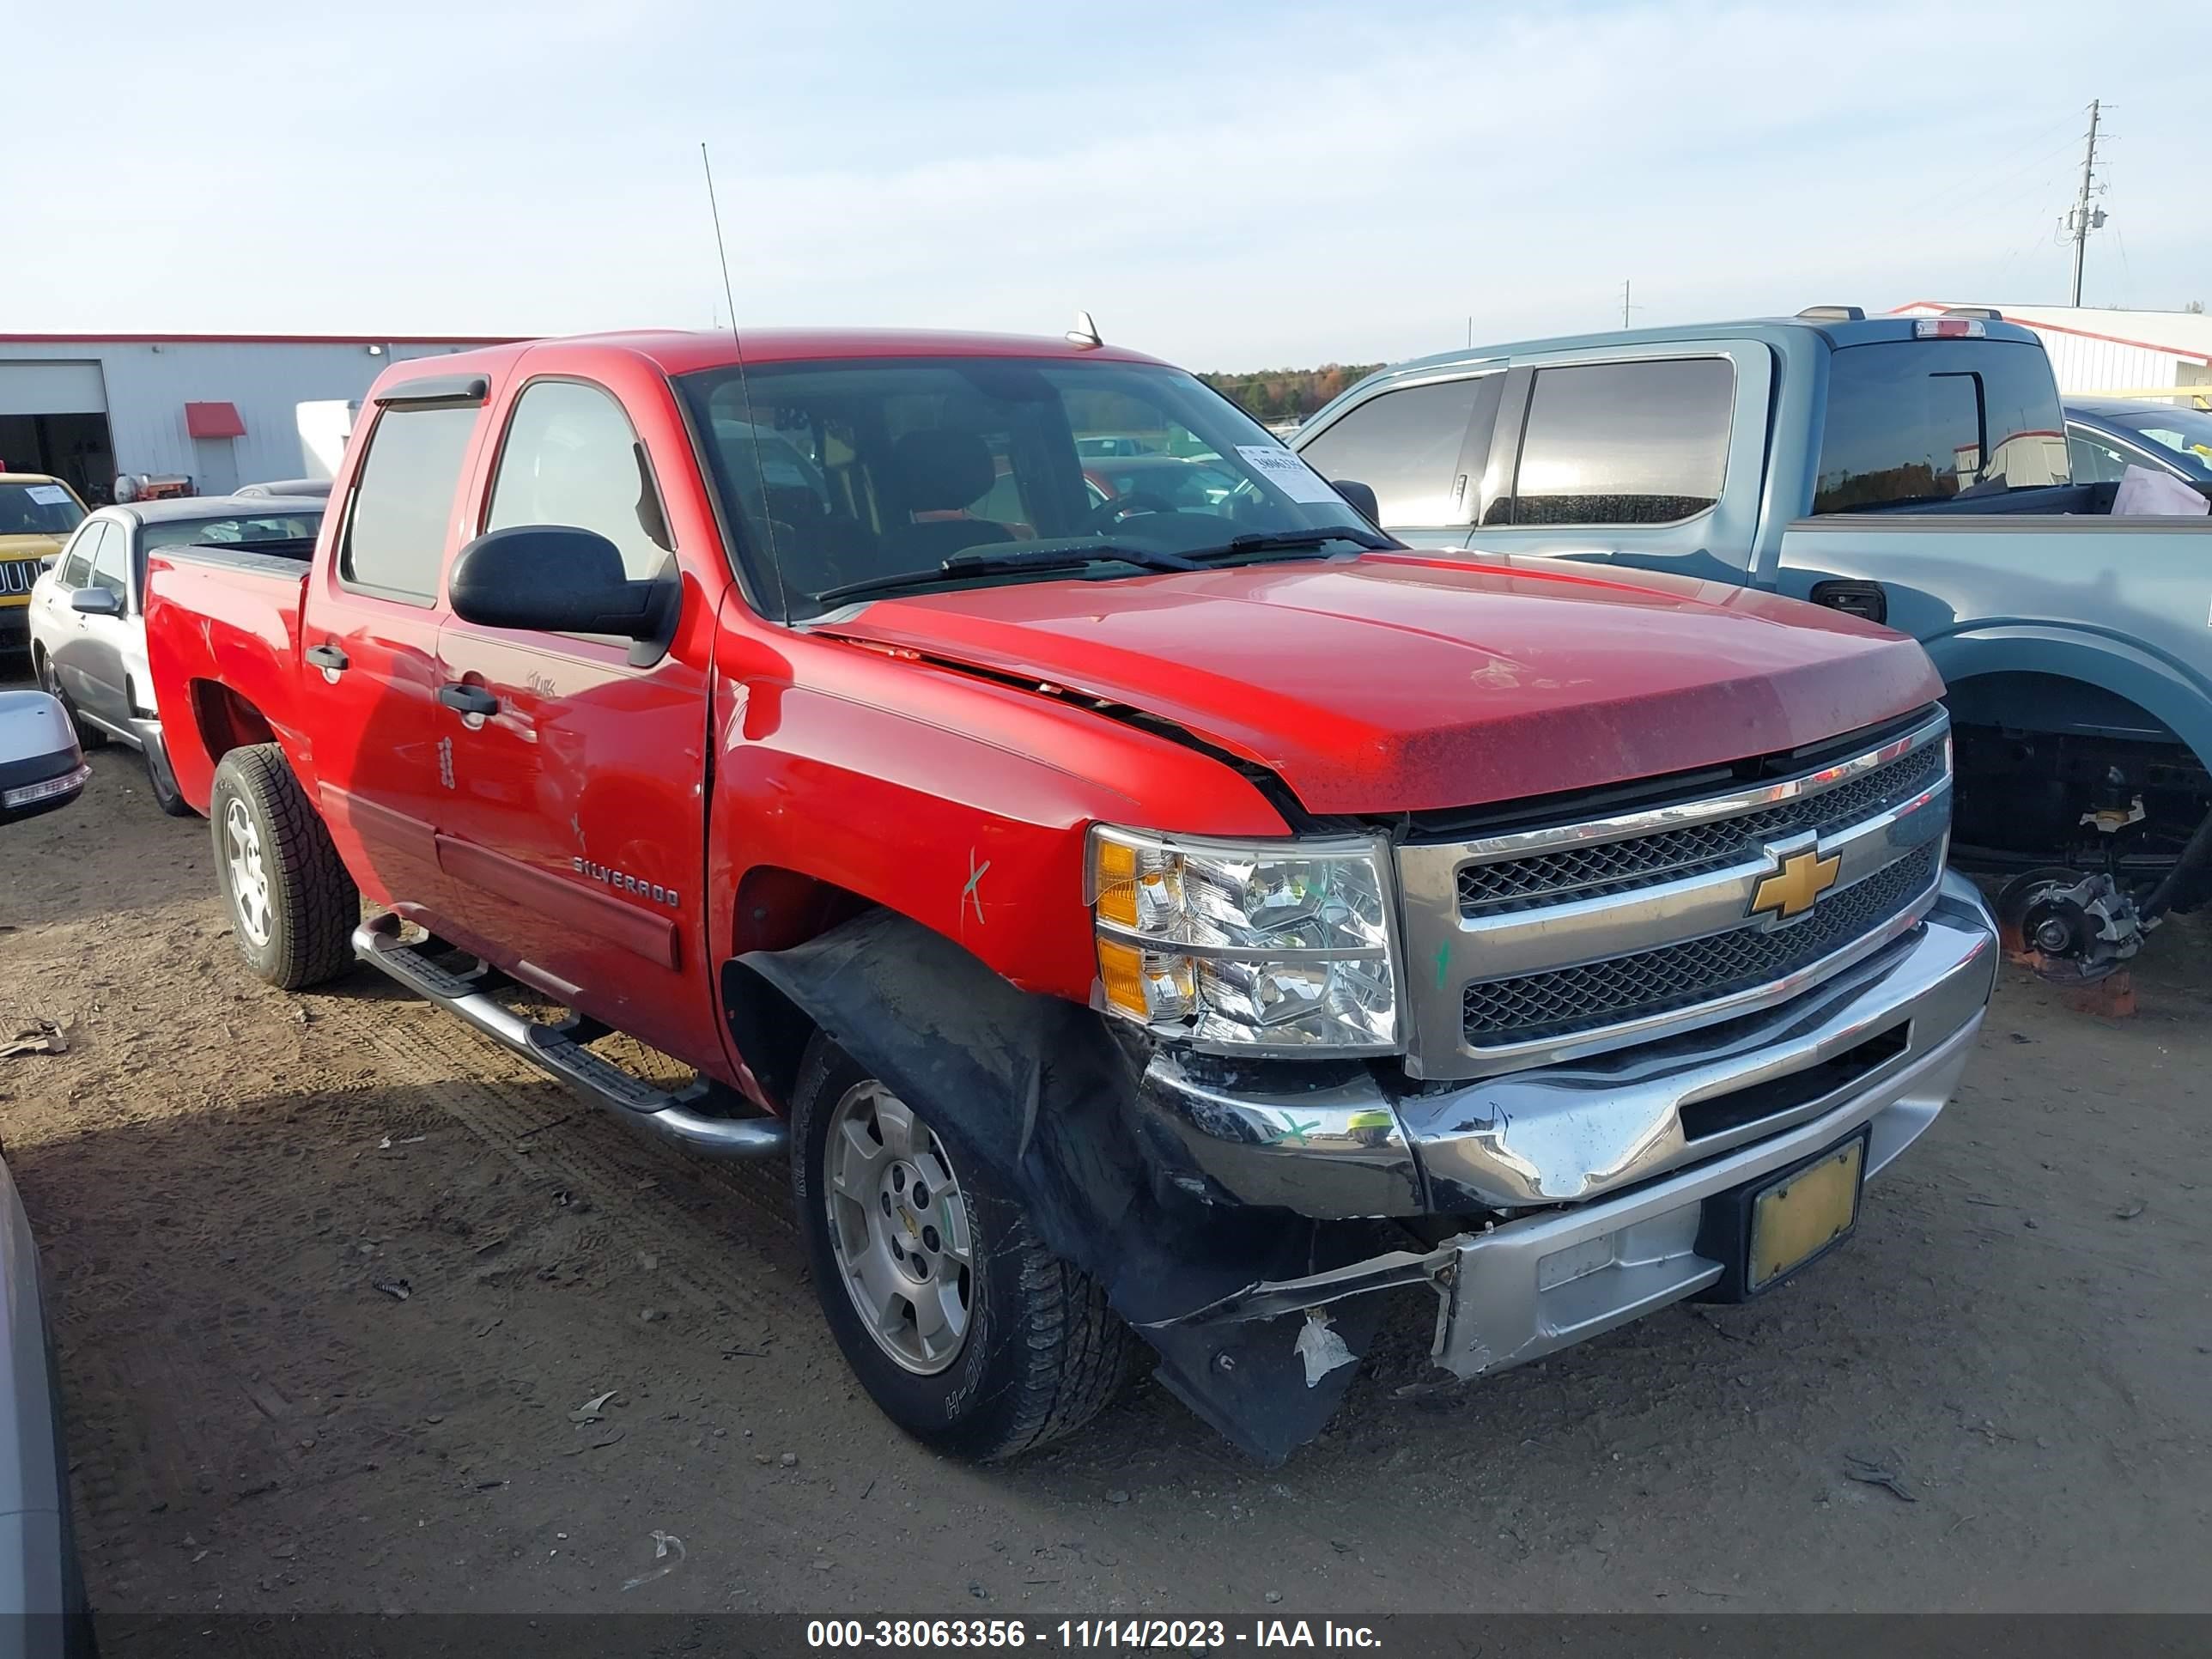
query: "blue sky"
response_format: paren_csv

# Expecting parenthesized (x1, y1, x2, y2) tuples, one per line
(18, 1, 2204, 370)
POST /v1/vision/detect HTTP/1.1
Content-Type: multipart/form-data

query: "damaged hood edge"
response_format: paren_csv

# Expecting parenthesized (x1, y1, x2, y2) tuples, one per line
(814, 556, 1945, 817)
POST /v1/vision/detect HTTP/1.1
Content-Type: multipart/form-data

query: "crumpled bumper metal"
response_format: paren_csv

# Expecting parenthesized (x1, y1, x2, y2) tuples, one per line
(1132, 872, 1997, 1219)
(1425, 1006, 1979, 1377)
(1139, 874, 1997, 1382)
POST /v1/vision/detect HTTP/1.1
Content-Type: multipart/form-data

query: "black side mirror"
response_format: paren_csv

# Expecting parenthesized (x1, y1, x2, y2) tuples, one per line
(69, 587, 122, 617)
(1331, 479, 1382, 526)
(0, 690, 89, 826)
(449, 526, 678, 663)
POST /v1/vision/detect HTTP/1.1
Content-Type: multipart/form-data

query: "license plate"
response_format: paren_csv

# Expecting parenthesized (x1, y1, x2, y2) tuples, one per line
(1747, 1134, 1865, 1291)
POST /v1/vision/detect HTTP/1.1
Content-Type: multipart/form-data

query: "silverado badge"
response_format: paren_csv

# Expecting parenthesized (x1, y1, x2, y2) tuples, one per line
(1749, 847, 1840, 921)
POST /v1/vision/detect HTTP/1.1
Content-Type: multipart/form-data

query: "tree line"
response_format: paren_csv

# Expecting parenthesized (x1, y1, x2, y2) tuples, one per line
(1199, 363, 1384, 424)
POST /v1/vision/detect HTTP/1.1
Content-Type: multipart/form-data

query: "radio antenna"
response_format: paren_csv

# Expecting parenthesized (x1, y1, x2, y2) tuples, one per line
(701, 141, 791, 623)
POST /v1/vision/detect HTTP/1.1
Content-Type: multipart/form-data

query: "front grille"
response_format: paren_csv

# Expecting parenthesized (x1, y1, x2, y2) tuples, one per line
(1461, 842, 1940, 1049)
(1457, 738, 1944, 915)
(0, 560, 37, 596)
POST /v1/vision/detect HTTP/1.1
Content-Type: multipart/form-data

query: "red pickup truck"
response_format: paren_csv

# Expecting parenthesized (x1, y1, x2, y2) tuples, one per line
(143, 327, 1998, 1462)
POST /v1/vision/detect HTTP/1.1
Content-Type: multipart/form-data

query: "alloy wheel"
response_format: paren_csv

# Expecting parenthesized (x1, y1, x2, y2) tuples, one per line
(222, 798, 273, 947)
(822, 1080, 975, 1375)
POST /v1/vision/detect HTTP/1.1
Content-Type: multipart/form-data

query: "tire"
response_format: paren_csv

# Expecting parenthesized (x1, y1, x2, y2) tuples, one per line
(144, 735, 194, 818)
(790, 1032, 1136, 1460)
(208, 744, 359, 989)
(35, 653, 105, 749)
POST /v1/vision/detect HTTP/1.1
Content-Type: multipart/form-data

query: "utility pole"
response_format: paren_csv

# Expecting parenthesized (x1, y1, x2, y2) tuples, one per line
(1621, 280, 1634, 328)
(2067, 99, 2106, 307)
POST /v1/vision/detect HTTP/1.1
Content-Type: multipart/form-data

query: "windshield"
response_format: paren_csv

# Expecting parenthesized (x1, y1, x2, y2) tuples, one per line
(142, 511, 322, 550)
(677, 356, 1378, 616)
(0, 481, 86, 538)
(2105, 405, 2212, 479)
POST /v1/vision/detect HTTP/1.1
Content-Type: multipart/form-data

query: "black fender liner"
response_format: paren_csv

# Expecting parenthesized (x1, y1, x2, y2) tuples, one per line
(729, 908, 1394, 1463)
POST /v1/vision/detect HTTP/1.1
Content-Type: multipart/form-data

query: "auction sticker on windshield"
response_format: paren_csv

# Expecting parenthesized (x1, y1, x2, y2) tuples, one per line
(1236, 444, 1343, 504)
(25, 484, 73, 506)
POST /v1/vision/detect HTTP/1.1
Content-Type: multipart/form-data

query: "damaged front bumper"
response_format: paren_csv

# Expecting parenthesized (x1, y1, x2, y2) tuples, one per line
(1135, 872, 1996, 1379)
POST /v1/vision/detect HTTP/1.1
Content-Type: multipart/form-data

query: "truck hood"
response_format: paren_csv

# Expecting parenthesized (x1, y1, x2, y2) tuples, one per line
(817, 552, 1943, 817)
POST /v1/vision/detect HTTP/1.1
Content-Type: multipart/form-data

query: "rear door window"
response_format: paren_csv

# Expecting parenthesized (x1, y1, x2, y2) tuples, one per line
(87, 523, 129, 605)
(2068, 430, 2130, 484)
(57, 521, 106, 588)
(340, 404, 482, 602)
(1296, 377, 1493, 526)
(1814, 339, 2069, 513)
(1508, 358, 1734, 526)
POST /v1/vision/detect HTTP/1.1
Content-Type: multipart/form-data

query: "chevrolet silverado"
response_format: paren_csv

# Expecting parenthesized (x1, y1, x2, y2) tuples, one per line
(142, 327, 1997, 1461)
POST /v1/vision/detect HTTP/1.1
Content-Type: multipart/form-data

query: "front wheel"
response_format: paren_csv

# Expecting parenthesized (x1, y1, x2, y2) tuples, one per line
(209, 744, 359, 989)
(35, 653, 104, 749)
(790, 1033, 1136, 1460)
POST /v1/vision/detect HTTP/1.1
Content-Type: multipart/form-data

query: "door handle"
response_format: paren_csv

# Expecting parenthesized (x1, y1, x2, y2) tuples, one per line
(304, 642, 349, 672)
(437, 683, 500, 718)
(1808, 579, 1888, 626)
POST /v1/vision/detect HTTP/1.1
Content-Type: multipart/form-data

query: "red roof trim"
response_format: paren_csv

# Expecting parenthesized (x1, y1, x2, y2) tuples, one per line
(184, 401, 246, 439)
(0, 332, 521, 347)
(1891, 303, 2212, 366)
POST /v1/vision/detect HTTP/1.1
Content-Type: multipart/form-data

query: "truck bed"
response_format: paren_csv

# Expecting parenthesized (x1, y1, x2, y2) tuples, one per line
(140, 547, 310, 815)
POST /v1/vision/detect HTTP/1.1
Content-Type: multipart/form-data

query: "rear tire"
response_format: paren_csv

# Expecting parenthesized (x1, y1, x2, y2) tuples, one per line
(144, 736, 194, 818)
(790, 1032, 1135, 1460)
(209, 744, 358, 989)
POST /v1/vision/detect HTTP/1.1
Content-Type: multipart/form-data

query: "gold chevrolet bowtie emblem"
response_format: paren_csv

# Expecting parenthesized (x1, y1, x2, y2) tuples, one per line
(1750, 848, 1840, 921)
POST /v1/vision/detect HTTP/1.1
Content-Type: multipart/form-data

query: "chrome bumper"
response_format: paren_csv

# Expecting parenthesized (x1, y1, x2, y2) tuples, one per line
(1141, 874, 1996, 1378)
(1427, 1006, 1978, 1376)
(1133, 871, 1997, 1219)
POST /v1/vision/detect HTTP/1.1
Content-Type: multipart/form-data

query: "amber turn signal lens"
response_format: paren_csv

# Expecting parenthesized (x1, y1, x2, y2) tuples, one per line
(1096, 935, 1148, 1017)
(1095, 836, 1139, 928)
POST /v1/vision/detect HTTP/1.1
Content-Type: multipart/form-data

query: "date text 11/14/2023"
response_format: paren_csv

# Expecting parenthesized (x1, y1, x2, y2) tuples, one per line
(805, 1620, 1383, 1650)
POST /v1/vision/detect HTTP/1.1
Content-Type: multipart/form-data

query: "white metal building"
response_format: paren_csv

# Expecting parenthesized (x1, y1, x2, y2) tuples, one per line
(1892, 303, 2212, 397)
(0, 333, 515, 504)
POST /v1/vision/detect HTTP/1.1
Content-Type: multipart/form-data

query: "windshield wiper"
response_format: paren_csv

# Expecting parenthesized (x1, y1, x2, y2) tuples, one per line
(814, 541, 1200, 607)
(1197, 525, 1391, 557)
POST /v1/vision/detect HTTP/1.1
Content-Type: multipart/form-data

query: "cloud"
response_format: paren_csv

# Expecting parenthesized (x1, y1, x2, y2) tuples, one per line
(14, 0, 2202, 368)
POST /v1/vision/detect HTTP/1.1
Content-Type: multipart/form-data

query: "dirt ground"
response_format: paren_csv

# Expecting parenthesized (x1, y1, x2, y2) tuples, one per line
(1, 726, 2208, 1623)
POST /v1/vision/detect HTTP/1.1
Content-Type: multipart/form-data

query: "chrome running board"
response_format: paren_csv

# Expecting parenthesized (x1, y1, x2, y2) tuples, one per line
(352, 915, 787, 1160)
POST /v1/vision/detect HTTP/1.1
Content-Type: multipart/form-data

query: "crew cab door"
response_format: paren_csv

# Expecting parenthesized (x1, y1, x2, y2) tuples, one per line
(429, 363, 721, 1066)
(1449, 343, 1772, 584)
(1291, 371, 1502, 548)
(295, 379, 489, 910)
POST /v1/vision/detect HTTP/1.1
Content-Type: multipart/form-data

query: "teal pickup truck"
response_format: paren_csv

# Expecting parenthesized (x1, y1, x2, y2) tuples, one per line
(1292, 308, 2212, 979)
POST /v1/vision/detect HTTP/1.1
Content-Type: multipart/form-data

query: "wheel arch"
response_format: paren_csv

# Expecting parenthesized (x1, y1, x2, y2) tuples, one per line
(1929, 627, 2212, 769)
(164, 679, 280, 815)
(719, 866, 877, 1109)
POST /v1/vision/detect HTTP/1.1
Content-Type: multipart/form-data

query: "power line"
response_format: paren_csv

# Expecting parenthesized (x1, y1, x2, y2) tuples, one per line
(1879, 123, 2087, 245)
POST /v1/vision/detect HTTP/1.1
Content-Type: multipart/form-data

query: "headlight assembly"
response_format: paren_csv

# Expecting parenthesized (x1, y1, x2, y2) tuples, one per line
(1086, 825, 1401, 1054)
